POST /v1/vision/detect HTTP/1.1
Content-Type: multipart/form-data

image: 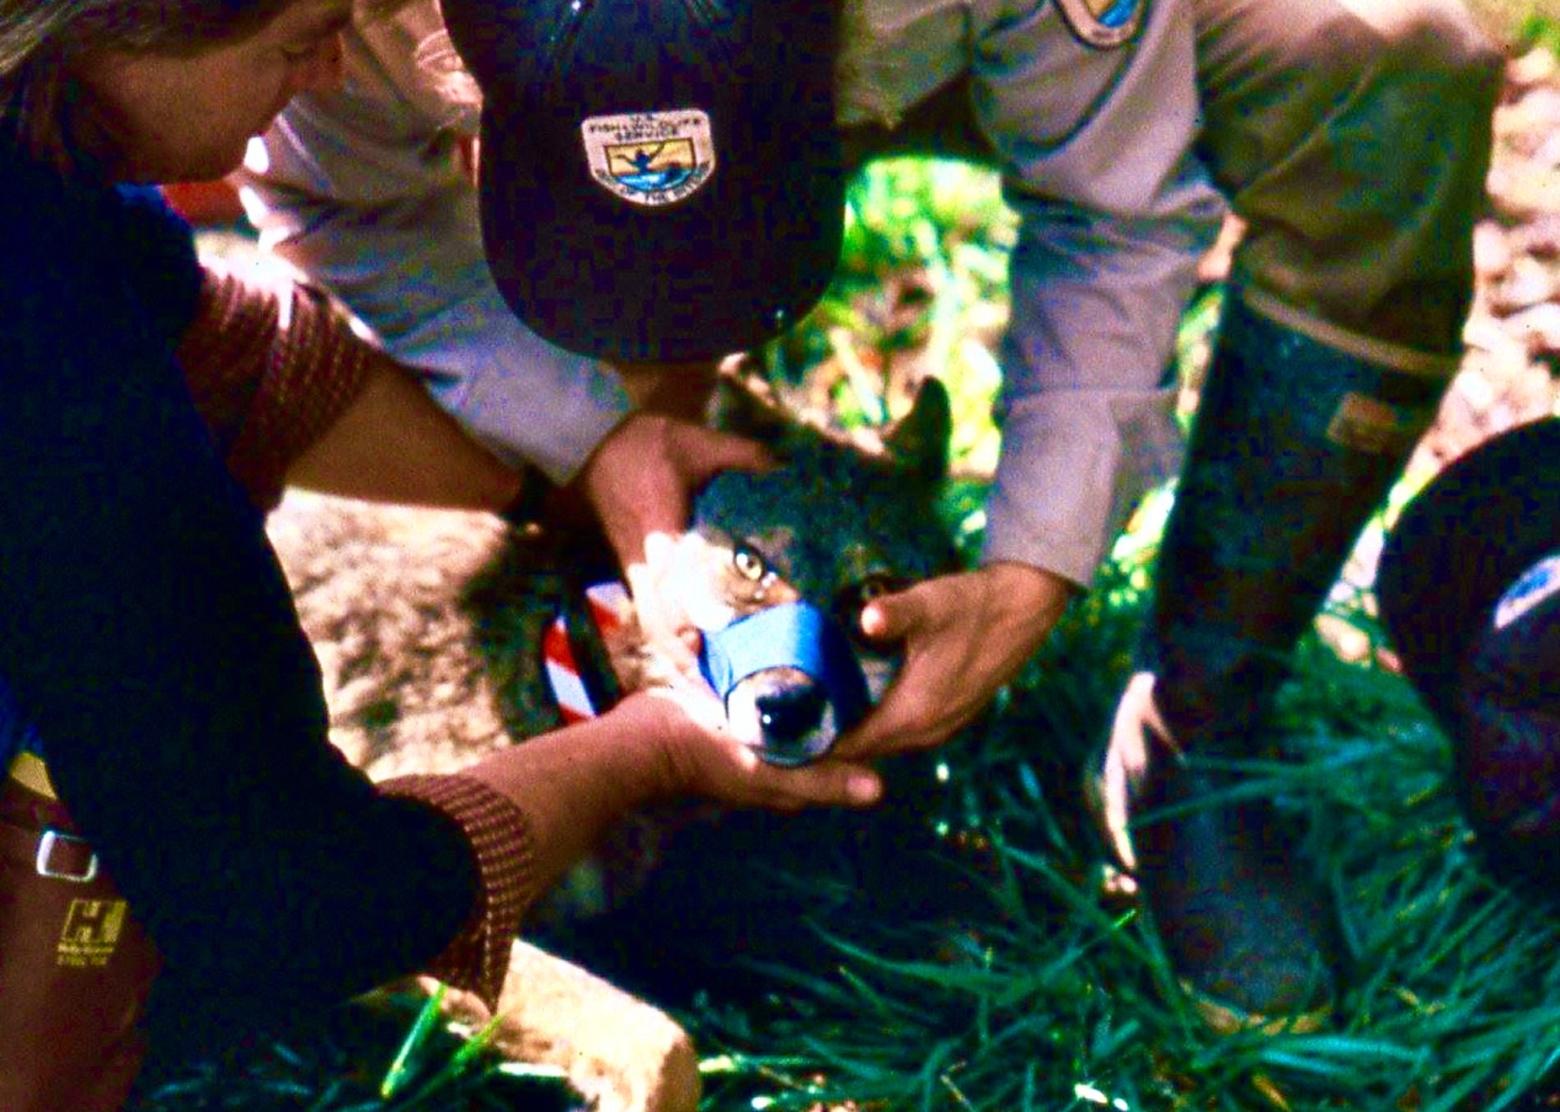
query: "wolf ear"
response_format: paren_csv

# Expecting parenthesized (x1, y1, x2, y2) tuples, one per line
(883, 377, 952, 482)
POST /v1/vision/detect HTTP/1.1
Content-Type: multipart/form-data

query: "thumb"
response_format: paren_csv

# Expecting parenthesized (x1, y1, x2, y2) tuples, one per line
(860, 582, 932, 643)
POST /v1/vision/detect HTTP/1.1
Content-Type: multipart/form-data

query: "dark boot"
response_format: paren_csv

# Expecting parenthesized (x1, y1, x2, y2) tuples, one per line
(1092, 297, 1448, 1030)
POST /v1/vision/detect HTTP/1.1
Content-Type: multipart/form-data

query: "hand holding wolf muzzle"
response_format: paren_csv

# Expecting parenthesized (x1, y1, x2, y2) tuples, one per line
(578, 412, 773, 681)
(632, 690, 883, 813)
(839, 562, 1075, 758)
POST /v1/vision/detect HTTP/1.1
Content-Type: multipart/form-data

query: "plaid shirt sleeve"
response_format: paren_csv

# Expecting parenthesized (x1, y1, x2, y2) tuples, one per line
(177, 266, 374, 512)
(379, 774, 539, 1010)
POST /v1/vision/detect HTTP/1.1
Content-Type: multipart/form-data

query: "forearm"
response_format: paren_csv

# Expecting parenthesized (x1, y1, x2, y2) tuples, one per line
(178, 264, 526, 512)
(985, 194, 1216, 582)
(457, 703, 676, 894)
(243, 90, 633, 483)
(286, 349, 523, 511)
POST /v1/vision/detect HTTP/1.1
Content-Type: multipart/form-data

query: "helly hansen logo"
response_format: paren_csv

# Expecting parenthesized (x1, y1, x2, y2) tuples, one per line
(57, 899, 126, 968)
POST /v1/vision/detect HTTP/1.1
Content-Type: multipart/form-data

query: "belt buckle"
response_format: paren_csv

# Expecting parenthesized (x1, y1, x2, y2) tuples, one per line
(35, 829, 98, 883)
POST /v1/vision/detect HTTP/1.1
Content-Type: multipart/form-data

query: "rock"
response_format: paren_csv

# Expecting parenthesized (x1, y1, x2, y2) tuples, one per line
(429, 941, 702, 1112)
(1489, 256, 1559, 314)
(1496, 87, 1560, 154)
(1513, 212, 1560, 259)
(1503, 301, 1560, 359)
(1507, 47, 1559, 92)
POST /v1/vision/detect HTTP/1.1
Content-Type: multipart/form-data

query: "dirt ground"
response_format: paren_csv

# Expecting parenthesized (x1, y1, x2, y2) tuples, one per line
(259, 47, 1560, 801)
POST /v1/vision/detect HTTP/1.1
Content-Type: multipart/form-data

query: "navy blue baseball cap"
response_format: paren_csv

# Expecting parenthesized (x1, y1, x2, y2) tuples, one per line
(440, 0, 846, 363)
(1377, 418, 1559, 887)
(1378, 419, 1560, 724)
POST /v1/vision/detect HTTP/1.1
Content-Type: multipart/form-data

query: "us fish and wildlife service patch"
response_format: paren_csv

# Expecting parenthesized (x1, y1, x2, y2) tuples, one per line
(1054, 0, 1145, 48)
(581, 110, 716, 206)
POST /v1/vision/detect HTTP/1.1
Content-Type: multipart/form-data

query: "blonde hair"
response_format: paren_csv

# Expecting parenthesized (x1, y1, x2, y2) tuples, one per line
(0, 0, 299, 171)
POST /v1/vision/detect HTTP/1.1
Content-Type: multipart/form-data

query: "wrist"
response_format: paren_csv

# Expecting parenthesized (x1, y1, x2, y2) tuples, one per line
(579, 412, 663, 496)
(609, 693, 704, 800)
(981, 561, 1077, 614)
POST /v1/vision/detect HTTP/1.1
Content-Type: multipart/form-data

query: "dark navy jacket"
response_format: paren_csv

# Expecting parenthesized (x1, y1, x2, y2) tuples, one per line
(0, 156, 477, 1060)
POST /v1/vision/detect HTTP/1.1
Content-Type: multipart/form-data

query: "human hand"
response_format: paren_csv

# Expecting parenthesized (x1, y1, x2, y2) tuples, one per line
(463, 688, 881, 916)
(577, 412, 771, 678)
(625, 690, 884, 813)
(834, 563, 1075, 759)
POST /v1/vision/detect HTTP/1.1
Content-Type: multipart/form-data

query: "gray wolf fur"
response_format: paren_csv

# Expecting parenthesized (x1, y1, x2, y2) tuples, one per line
(589, 371, 960, 761)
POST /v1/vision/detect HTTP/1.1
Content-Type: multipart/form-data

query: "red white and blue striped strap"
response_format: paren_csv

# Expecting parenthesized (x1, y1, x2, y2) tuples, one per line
(542, 581, 630, 723)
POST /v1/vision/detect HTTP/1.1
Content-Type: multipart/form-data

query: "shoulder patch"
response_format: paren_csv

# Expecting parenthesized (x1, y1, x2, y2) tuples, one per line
(581, 109, 716, 207)
(1053, 0, 1145, 48)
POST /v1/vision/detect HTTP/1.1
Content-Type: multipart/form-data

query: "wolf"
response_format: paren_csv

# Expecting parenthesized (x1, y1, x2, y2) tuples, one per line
(530, 369, 961, 769)
(479, 368, 962, 929)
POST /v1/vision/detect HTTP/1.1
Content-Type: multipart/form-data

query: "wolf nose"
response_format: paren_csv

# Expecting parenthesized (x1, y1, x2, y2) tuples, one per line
(755, 684, 828, 744)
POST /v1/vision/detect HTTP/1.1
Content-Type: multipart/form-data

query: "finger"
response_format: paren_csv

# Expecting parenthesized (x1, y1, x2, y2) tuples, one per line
(838, 715, 932, 760)
(676, 425, 774, 478)
(835, 655, 978, 758)
(835, 686, 940, 758)
(743, 758, 883, 809)
(651, 622, 701, 676)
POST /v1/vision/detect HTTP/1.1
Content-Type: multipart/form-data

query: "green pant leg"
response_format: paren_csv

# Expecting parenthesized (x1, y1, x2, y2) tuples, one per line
(1194, 0, 1503, 360)
(1105, 2, 1502, 1022)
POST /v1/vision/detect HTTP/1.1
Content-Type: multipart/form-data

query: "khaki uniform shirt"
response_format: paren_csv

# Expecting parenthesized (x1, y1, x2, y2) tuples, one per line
(240, 0, 1227, 583)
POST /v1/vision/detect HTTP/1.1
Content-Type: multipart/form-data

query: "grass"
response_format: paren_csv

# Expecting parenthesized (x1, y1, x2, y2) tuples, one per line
(640, 153, 1560, 1109)
(639, 569, 1560, 1112)
(149, 40, 1559, 1110)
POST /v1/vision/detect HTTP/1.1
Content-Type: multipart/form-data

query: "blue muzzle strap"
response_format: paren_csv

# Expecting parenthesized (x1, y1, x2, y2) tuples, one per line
(698, 601, 871, 754)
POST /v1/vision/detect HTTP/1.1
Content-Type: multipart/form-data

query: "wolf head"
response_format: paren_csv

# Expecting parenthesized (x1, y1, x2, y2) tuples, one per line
(659, 375, 958, 764)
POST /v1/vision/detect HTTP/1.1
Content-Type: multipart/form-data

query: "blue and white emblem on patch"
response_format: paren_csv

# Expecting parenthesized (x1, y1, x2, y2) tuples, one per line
(581, 109, 716, 207)
(1494, 551, 1560, 631)
(1054, 0, 1145, 48)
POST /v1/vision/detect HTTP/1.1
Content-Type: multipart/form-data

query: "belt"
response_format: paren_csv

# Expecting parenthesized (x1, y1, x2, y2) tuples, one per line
(3, 754, 96, 883)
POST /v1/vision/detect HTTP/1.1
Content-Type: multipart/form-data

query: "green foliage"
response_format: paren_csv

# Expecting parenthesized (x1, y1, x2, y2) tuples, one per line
(665, 566, 1560, 1112)
(600, 138, 1560, 1109)
(1468, 0, 1560, 49)
(762, 159, 1014, 480)
(1518, 8, 1560, 53)
(132, 988, 575, 1110)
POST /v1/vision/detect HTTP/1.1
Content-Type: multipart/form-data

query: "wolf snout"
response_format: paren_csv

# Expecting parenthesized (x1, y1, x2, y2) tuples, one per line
(754, 679, 829, 743)
(723, 666, 839, 766)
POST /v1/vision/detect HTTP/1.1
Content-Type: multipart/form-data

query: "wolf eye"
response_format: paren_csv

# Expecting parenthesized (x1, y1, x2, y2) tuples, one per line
(732, 543, 768, 582)
(836, 575, 910, 646)
(856, 574, 908, 604)
(859, 575, 897, 602)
